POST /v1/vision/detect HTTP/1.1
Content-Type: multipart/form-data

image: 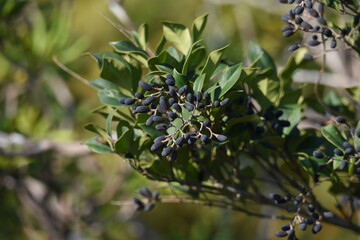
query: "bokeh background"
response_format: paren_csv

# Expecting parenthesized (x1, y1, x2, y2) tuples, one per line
(0, 0, 359, 239)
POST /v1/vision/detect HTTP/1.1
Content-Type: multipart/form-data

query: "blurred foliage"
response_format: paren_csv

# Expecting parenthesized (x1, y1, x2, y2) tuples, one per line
(1, 0, 359, 240)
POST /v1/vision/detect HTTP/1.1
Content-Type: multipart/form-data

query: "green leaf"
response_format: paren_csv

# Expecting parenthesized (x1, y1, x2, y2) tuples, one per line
(147, 51, 182, 72)
(138, 125, 164, 137)
(98, 89, 125, 107)
(90, 78, 119, 90)
(84, 124, 109, 140)
(182, 41, 206, 74)
(280, 104, 302, 135)
(193, 74, 205, 92)
(173, 69, 188, 88)
(248, 42, 277, 78)
(332, 156, 344, 170)
(162, 22, 192, 55)
(354, 121, 360, 147)
(321, 125, 346, 150)
(90, 52, 125, 68)
(156, 35, 167, 55)
(201, 45, 228, 89)
(110, 40, 149, 65)
(115, 128, 134, 154)
(83, 137, 113, 153)
(106, 109, 116, 136)
(192, 14, 208, 42)
(100, 57, 133, 92)
(110, 40, 148, 55)
(138, 23, 149, 50)
(219, 63, 242, 98)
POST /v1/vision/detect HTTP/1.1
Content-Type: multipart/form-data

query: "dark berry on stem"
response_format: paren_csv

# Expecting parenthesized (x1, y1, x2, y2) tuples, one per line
(155, 124, 168, 131)
(125, 98, 136, 105)
(154, 136, 166, 142)
(139, 81, 153, 91)
(281, 224, 291, 231)
(336, 116, 346, 124)
(150, 141, 166, 151)
(214, 100, 220, 107)
(135, 92, 144, 99)
(146, 116, 154, 126)
(333, 148, 343, 156)
(216, 134, 228, 142)
(139, 187, 152, 199)
(220, 98, 230, 106)
(313, 150, 324, 159)
(299, 222, 307, 231)
(143, 96, 156, 105)
(312, 223, 322, 234)
(184, 103, 194, 111)
(172, 103, 182, 113)
(275, 230, 288, 237)
(135, 106, 150, 113)
(161, 146, 173, 157)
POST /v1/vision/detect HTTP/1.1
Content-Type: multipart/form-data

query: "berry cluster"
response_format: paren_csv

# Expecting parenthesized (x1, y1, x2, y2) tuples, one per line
(313, 116, 360, 174)
(118, 74, 229, 161)
(270, 187, 333, 238)
(279, 0, 343, 59)
(132, 187, 159, 211)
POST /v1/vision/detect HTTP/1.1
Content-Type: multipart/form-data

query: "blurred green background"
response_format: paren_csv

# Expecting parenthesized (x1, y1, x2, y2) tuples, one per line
(0, 0, 358, 239)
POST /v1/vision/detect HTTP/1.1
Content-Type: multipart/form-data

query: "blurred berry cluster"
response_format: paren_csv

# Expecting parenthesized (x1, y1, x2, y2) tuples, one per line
(279, 0, 351, 59)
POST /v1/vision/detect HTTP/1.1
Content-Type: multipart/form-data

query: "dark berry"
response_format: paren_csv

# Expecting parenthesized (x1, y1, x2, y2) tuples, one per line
(135, 106, 150, 113)
(204, 92, 210, 100)
(155, 124, 168, 131)
(304, 218, 314, 225)
(169, 87, 177, 97)
(308, 39, 320, 46)
(153, 116, 164, 122)
(168, 98, 177, 106)
(146, 116, 154, 126)
(154, 136, 166, 142)
(333, 148, 343, 156)
(125, 98, 136, 105)
(270, 193, 282, 200)
(143, 96, 156, 105)
(187, 93, 195, 103)
(323, 211, 334, 218)
(216, 134, 228, 142)
(150, 141, 166, 151)
(133, 197, 144, 211)
(135, 92, 144, 99)
(281, 224, 291, 231)
(317, 16, 327, 25)
(195, 91, 202, 102)
(301, 21, 313, 30)
(214, 100, 220, 107)
(166, 78, 175, 86)
(175, 137, 185, 146)
(305, 0, 312, 8)
(339, 160, 348, 170)
(178, 85, 188, 95)
(144, 202, 155, 211)
(172, 103, 182, 113)
(288, 44, 300, 51)
(299, 222, 307, 231)
(167, 111, 178, 120)
(220, 98, 230, 106)
(170, 149, 177, 161)
(118, 97, 127, 104)
(184, 103, 194, 111)
(308, 204, 315, 212)
(275, 230, 288, 237)
(203, 119, 211, 127)
(304, 53, 314, 60)
(139, 81, 153, 91)
(313, 150, 324, 159)
(200, 134, 211, 144)
(345, 148, 355, 155)
(322, 28, 332, 37)
(161, 146, 174, 157)
(307, 8, 319, 17)
(139, 187, 152, 199)
(294, 6, 304, 15)
(283, 30, 294, 37)
(312, 223, 322, 234)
